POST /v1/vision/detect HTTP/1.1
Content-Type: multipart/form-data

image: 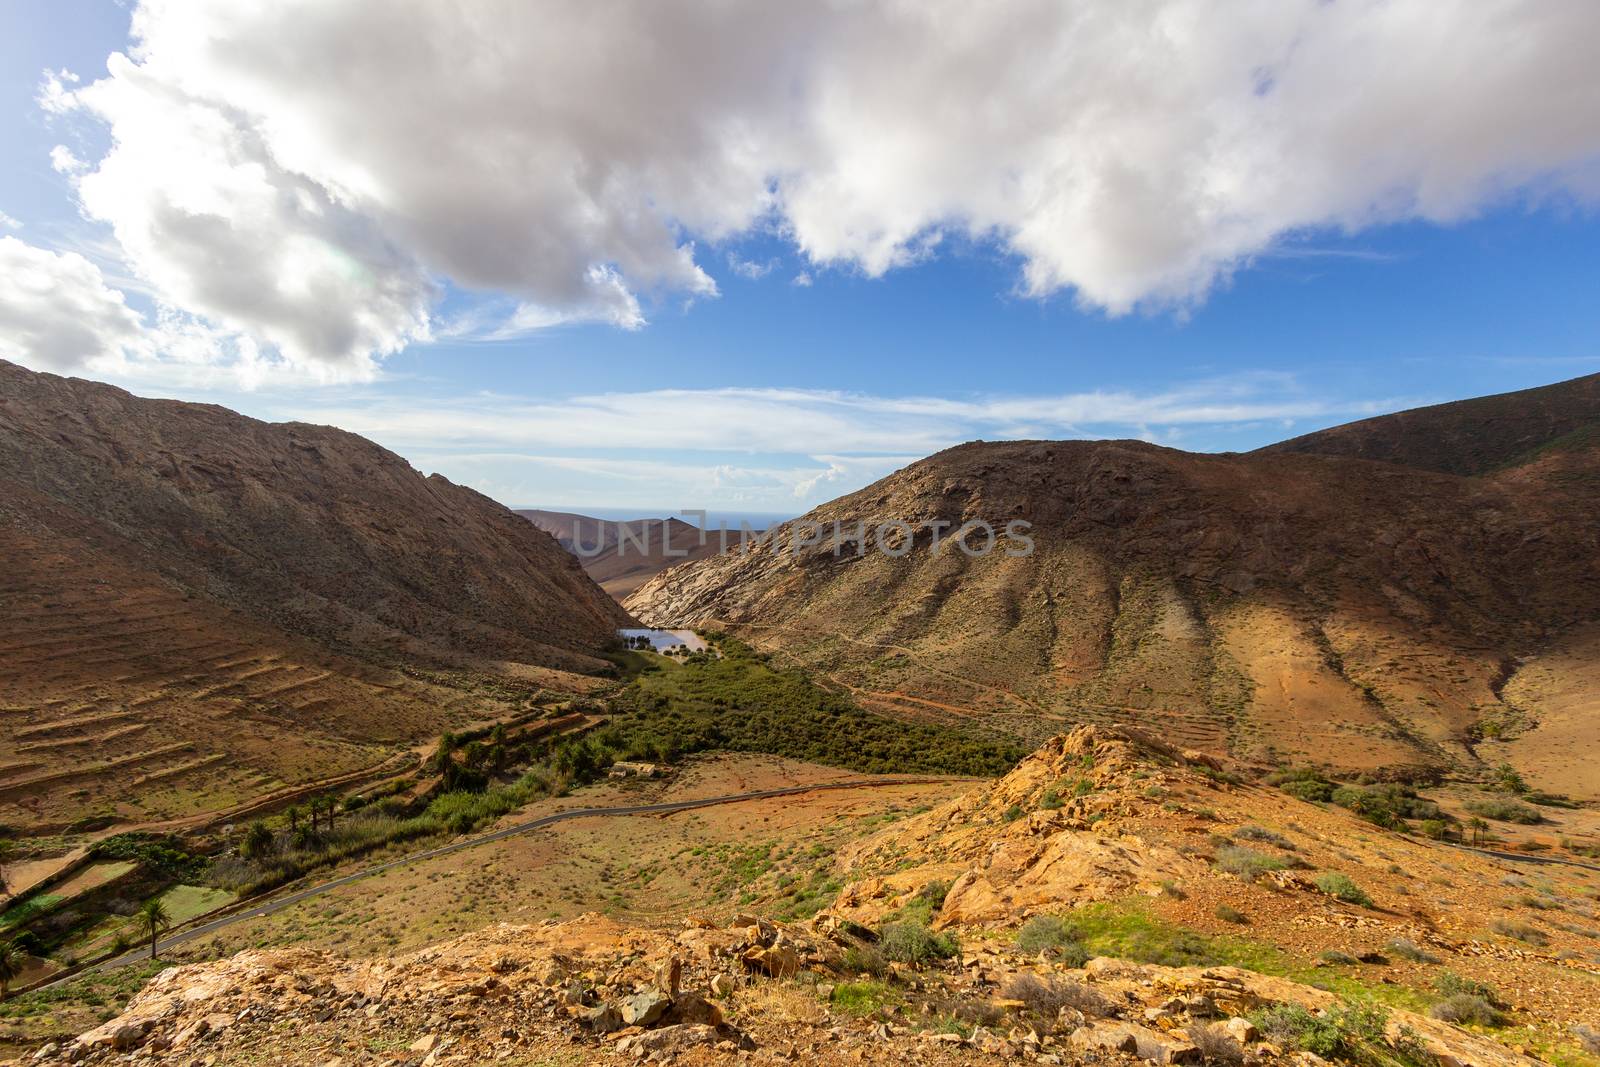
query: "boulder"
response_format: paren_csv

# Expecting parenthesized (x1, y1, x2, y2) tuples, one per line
(621, 989, 671, 1027)
(578, 1003, 624, 1033)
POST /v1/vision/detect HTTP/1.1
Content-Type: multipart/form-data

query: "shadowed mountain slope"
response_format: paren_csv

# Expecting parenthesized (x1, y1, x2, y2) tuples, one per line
(1259, 372, 1600, 475)
(0, 360, 629, 831)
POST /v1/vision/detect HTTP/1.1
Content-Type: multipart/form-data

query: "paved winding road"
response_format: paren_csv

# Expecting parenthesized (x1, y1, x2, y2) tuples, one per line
(73, 776, 955, 981)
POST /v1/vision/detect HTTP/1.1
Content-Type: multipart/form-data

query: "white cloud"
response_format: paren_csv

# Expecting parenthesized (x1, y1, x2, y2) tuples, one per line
(281, 375, 1400, 460)
(727, 254, 776, 281)
(0, 211, 20, 230)
(0, 236, 148, 373)
(791, 271, 814, 288)
(34, 0, 1600, 376)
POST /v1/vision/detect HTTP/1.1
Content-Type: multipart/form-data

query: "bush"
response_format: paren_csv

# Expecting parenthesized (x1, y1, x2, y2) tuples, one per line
(1331, 784, 1445, 830)
(1214, 845, 1288, 882)
(1430, 994, 1507, 1028)
(1489, 918, 1547, 946)
(1271, 768, 1335, 803)
(1250, 1002, 1398, 1062)
(1464, 796, 1543, 825)
(1015, 915, 1089, 965)
(1385, 938, 1440, 963)
(841, 945, 888, 977)
(1433, 971, 1501, 1005)
(1215, 904, 1249, 925)
(1318, 950, 1361, 966)
(879, 921, 960, 965)
(1573, 1024, 1600, 1056)
(1188, 1022, 1245, 1066)
(1002, 974, 1113, 1020)
(1314, 872, 1374, 907)
(1233, 825, 1295, 850)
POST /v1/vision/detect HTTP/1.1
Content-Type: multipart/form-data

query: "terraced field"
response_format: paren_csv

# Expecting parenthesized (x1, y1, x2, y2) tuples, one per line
(0, 518, 530, 833)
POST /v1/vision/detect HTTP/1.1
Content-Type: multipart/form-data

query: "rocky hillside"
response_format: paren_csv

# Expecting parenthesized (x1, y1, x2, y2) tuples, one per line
(0, 360, 629, 830)
(627, 375, 1600, 795)
(1259, 372, 1600, 476)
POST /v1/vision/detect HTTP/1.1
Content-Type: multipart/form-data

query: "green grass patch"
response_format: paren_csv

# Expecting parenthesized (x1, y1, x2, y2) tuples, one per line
(829, 980, 899, 1016)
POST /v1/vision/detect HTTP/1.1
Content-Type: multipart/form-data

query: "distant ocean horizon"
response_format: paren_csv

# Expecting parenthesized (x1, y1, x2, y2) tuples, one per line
(517, 505, 796, 530)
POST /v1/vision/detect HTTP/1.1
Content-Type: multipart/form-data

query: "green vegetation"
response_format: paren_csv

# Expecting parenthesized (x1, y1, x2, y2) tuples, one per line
(1250, 1001, 1434, 1067)
(1015, 915, 1090, 965)
(604, 639, 1025, 776)
(1268, 770, 1453, 835)
(1464, 795, 1544, 825)
(1314, 872, 1374, 907)
(89, 834, 205, 881)
(0, 938, 23, 1000)
(0, 958, 169, 1027)
(1384, 938, 1439, 964)
(1215, 844, 1289, 882)
(879, 920, 960, 964)
(1489, 918, 1548, 946)
(1215, 904, 1249, 925)
(138, 897, 171, 960)
(829, 980, 898, 1016)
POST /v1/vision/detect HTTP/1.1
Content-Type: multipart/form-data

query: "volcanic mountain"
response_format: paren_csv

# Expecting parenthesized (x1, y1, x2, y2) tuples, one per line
(0, 360, 629, 832)
(627, 374, 1600, 796)
(518, 509, 735, 600)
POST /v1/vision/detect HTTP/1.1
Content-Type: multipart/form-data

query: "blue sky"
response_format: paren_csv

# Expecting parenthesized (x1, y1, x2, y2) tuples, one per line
(3, 2, 1599, 516)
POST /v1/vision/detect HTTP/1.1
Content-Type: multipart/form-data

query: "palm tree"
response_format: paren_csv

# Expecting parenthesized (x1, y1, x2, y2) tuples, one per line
(1469, 817, 1489, 846)
(0, 939, 23, 1002)
(0, 839, 13, 903)
(287, 804, 301, 834)
(139, 898, 171, 960)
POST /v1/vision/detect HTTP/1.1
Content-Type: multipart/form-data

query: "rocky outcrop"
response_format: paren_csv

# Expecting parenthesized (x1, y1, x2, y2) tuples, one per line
(18, 910, 1543, 1067)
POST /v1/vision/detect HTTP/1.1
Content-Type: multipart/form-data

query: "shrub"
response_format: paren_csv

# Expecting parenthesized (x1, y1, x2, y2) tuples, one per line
(1430, 994, 1507, 1028)
(1464, 797, 1543, 825)
(1490, 918, 1547, 946)
(1318, 950, 1361, 966)
(1002, 974, 1113, 1019)
(879, 921, 960, 965)
(1271, 768, 1335, 803)
(1015, 915, 1090, 965)
(841, 945, 888, 976)
(1250, 1004, 1345, 1057)
(1314, 872, 1373, 907)
(1573, 1024, 1600, 1055)
(1214, 845, 1288, 882)
(1385, 938, 1440, 964)
(1433, 972, 1502, 1006)
(1188, 1022, 1245, 1066)
(1233, 825, 1295, 850)
(1215, 904, 1249, 925)
(1331, 784, 1445, 830)
(1251, 1002, 1399, 1062)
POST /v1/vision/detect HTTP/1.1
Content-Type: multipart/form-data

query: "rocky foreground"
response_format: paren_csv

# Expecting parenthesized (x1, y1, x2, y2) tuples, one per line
(14, 726, 1597, 1067)
(15, 910, 1539, 1066)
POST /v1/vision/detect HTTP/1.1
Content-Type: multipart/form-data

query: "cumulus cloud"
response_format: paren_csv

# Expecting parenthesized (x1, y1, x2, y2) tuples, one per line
(37, 0, 1600, 374)
(0, 236, 148, 373)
